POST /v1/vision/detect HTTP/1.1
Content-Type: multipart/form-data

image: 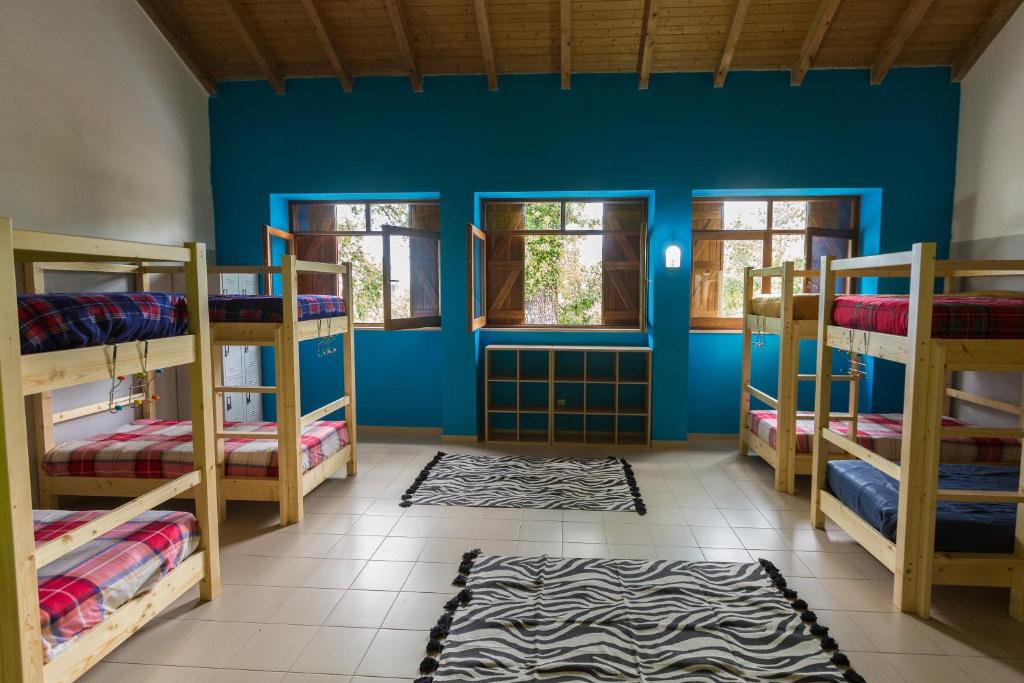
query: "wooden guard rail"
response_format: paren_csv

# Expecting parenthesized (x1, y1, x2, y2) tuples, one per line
(34, 470, 202, 568)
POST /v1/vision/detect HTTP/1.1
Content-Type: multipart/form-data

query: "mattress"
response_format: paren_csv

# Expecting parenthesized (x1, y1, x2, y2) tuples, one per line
(208, 294, 345, 323)
(825, 460, 1019, 554)
(44, 419, 349, 479)
(749, 294, 819, 320)
(35, 509, 199, 662)
(748, 410, 1020, 464)
(831, 293, 1024, 339)
(18, 292, 188, 355)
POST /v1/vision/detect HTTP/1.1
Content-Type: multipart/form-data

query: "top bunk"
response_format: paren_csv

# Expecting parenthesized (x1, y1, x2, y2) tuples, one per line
(819, 244, 1024, 370)
(5, 221, 210, 395)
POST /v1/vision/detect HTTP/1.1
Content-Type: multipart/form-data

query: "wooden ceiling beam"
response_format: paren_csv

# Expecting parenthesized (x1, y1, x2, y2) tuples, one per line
(637, 0, 661, 90)
(385, 0, 423, 92)
(136, 0, 216, 95)
(300, 0, 353, 92)
(561, 0, 571, 90)
(871, 0, 936, 84)
(714, 0, 752, 87)
(473, 0, 498, 91)
(951, 0, 1024, 82)
(791, 0, 843, 86)
(219, 0, 284, 94)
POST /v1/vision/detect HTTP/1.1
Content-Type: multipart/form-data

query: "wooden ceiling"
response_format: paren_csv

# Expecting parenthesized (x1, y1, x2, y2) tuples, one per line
(139, 0, 1022, 95)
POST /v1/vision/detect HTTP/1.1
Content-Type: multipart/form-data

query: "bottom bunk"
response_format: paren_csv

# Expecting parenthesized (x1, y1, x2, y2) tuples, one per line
(826, 460, 1018, 554)
(35, 509, 201, 663)
(747, 410, 1020, 466)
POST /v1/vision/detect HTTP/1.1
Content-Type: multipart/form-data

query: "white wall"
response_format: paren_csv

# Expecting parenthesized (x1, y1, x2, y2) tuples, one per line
(0, 0, 214, 245)
(0, 1, 216, 466)
(950, 7, 1024, 427)
(951, 7, 1024, 243)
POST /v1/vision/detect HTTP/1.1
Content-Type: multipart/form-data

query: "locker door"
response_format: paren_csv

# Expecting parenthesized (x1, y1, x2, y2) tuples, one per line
(220, 273, 240, 295)
(243, 346, 263, 421)
(240, 273, 259, 296)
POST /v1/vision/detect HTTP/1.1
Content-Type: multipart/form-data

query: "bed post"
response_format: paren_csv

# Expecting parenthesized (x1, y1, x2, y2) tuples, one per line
(210, 343, 228, 522)
(277, 254, 303, 524)
(810, 254, 836, 529)
(1012, 374, 1024, 621)
(738, 266, 753, 457)
(0, 219, 45, 681)
(342, 262, 358, 476)
(22, 261, 58, 509)
(135, 266, 159, 420)
(893, 242, 938, 616)
(184, 242, 222, 601)
(775, 261, 797, 494)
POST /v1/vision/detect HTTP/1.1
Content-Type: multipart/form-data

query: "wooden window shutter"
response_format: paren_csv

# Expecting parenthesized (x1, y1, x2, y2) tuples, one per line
(601, 202, 646, 329)
(409, 203, 441, 231)
(467, 224, 486, 331)
(484, 203, 525, 325)
(690, 201, 724, 318)
(294, 204, 338, 295)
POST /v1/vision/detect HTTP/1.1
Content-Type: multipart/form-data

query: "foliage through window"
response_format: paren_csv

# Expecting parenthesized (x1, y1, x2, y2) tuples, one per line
(289, 200, 440, 329)
(690, 196, 859, 329)
(470, 198, 647, 330)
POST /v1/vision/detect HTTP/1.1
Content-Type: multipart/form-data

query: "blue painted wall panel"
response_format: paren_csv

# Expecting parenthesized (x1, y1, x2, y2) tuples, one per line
(209, 69, 960, 438)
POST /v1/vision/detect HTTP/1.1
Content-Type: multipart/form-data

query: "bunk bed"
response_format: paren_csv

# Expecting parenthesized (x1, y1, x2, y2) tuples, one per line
(740, 262, 1020, 494)
(27, 226, 357, 526)
(809, 243, 1024, 621)
(0, 219, 221, 682)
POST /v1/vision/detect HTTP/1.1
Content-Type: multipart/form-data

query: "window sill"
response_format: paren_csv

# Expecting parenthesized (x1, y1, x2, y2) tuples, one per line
(483, 327, 644, 333)
(354, 326, 441, 332)
(690, 329, 742, 334)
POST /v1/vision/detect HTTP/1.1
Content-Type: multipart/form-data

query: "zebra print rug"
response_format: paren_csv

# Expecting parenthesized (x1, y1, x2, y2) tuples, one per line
(415, 553, 865, 683)
(400, 452, 646, 514)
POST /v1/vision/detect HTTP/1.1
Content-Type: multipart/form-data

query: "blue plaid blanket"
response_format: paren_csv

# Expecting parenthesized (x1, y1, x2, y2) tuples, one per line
(208, 294, 346, 323)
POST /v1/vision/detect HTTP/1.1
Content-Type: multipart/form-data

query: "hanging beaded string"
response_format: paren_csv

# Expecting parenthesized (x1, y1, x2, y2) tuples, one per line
(107, 341, 163, 413)
(316, 318, 339, 358)
(752, 315, 767, 348)
(845, 329, 869, 380)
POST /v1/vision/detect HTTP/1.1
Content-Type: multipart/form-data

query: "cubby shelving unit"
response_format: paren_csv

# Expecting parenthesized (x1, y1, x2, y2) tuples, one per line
(484, 345, 652, 446)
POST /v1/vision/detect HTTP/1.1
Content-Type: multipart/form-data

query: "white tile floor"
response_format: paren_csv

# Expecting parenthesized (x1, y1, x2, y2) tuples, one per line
(85, 437, 1024, 682)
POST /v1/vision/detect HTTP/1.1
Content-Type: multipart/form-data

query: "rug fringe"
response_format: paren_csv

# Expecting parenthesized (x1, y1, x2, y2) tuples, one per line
(758, 558, 864, 683)
(414, 547, 483, 680)
(399, 451, 447, 508)
(619, 458, 647, 515)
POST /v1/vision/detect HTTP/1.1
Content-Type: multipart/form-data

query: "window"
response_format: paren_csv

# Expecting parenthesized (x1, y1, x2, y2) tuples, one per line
(690, 196, 859, 329)
(469, 198, 648, 330)
(289, 200, 441, 329)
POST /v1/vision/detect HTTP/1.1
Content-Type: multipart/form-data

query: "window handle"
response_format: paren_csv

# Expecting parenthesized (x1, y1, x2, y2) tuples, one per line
(226, 396, 232, 410)
(224, 346, 229, 358)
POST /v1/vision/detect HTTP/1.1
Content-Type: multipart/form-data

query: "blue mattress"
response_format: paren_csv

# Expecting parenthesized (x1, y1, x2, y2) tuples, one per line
(826, 460, 1019, 554)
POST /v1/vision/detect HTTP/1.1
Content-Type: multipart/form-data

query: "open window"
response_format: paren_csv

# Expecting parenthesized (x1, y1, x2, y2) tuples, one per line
(287, 199, 442, 329)
(472, 198, 648, 329)
(468, 224, 486, 331)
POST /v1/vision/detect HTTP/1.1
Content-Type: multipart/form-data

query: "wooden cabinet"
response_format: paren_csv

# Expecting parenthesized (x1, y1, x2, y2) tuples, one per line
(484, 345, 651, 445)
(213, 272, 262, 422)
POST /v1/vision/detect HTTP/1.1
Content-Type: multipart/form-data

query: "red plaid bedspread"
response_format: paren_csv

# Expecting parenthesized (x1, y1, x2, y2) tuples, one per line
(35, 509, 199, 661)
(832, 294, 1024, 338)
(44, 419, 349, 478)
(748, 410, 1020, 463)
(208, 294, 345, 323)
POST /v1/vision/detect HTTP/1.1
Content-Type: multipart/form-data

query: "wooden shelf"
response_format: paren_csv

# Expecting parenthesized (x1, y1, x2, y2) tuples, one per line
(485, 345, 652, 446)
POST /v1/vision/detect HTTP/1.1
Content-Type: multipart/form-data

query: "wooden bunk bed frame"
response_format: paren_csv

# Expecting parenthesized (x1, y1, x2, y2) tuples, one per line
(739, 262, 862, 494)
(27, 227, 357, 527)
(810, 243, 1024, 621)
(0, 219, 221, 682)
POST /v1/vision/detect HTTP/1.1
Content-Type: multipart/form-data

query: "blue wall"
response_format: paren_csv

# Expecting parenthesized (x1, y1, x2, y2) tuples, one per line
(208, 69, 960, 439)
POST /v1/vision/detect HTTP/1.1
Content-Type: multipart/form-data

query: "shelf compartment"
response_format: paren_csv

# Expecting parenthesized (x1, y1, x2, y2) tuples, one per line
(554, 350, 585, 381)
(617, 414, 648, 446)
(519, 412, 549, 443)
(586, 350, 616, 382)
(488, 381, 517, 412)
(553, 413, 584, 444)
(518, 349, 550, 381)
(519, 382, 549, 413)
(586, 413, 615, 445)
(617, 383, 648, 415)
(553, 381, 584, 413)
(618, 351, 649, 383)
(487, 412, 517, 441)
(487, 348, 517, 381)
(586, 383, 615, 414)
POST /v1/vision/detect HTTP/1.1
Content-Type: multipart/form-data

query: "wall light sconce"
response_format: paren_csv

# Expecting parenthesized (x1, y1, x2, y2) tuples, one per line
(665, 245, 682, 269)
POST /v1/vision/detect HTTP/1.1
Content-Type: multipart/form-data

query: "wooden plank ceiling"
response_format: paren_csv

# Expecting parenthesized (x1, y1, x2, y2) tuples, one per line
(143, 0, 1022, 94)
